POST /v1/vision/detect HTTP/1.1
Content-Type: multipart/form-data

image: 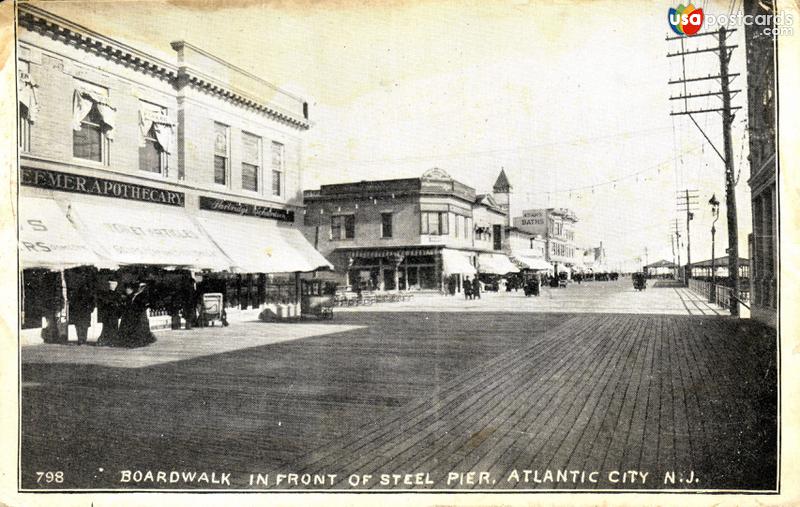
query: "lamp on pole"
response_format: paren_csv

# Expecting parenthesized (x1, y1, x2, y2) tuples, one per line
(709, 194, 720, 303)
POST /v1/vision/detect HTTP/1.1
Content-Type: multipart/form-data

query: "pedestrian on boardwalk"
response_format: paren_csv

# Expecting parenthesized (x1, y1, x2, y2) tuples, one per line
(181, 273, 197, 330)
(96, 279, 122, 346)
(118, 282, 157, 348)
(66, 268, 96, 346)
(472, 276, 481, 300)
(463, 276, 473, 300)
(447, 276, 456, 296)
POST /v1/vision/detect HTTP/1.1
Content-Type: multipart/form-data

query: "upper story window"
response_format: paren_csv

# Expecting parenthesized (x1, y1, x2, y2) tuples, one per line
(331, 214, 355, 240)
(18, 63, 37, 153)
(271, 141, 284, 197)
(73, 80, 115, 164)
(455, 215, 462, 238)
(421, 211, 448, 235)
(213, 122, 229, 186)
(241, 132, 261, 192)
(138, 102, 172, 175)
(381, 212, 393, 238)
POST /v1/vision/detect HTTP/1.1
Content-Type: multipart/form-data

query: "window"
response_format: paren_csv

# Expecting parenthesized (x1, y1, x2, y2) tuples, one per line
(455, 215, 462, 238)
(381, 212, 393, 238)
(139, 125, 162, 173)
(272, 169, 281, 197)
(213, 122, 229, 185)
(18, 63, 33, 153)
(271, 141, 284, 197)
(241, 132, 261, 192)
(73, 81, 113, 164)
(73, 106, 104, 161)
(421, 212, 448, 235)
(19, 104, 30, 152)
(331, 215, 355, 240)
(138, 102, 171, 175)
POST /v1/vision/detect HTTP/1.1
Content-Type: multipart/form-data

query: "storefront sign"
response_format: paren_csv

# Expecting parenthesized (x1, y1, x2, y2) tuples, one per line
(199, 196, 294, 222)
(21, 167, 185, 207)
(514, 209, 547, 233)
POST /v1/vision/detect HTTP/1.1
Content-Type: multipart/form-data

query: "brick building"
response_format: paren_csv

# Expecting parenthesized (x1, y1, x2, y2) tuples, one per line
(744, 0, 778, 327)
(17, 4, 329, 340)
(302, 168, 518, 293)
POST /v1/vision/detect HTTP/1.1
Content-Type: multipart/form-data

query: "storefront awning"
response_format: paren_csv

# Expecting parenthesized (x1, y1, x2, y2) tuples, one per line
(19, 196, 109, 270)
(512, 255, 552, 271)
(477, 253, 519, 275)
(66, 199, 231, 270)
(198, 212, 332, 273)
(441, 248, 476, 276)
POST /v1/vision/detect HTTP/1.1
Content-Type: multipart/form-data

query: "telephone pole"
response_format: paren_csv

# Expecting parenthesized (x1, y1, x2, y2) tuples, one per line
(671, 219, 682, 280)
(677, 189, 699, 284)
(667, 26, 742, 315)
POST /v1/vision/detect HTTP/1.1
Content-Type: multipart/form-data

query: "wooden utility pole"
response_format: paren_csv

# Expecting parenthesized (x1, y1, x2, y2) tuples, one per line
(718, 28, 740, 315)
(667, 26, 742, 315)
(677, 189, 699, 284)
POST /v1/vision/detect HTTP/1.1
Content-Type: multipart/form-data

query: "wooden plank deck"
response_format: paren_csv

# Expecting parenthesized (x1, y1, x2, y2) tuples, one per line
(21, 311, 777, 491)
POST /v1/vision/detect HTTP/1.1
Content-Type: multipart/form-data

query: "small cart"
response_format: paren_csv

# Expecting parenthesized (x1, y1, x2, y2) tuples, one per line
(301, 280, 334, 319)
(199, 292, 225, 326)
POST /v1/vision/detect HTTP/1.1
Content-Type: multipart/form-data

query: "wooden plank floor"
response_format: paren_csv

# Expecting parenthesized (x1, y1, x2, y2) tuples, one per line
(21, 311, 776, 491)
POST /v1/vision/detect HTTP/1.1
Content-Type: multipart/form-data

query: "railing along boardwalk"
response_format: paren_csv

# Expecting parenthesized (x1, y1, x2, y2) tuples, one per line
(688, 278, 750, 310)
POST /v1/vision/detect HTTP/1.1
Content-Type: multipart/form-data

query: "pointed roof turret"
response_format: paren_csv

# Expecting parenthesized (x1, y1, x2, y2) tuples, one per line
(493, 168, 512, 193)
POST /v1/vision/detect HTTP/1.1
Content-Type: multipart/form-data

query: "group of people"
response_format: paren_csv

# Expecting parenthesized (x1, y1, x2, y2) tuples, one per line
(462, 276, 482, 300)
(39, 268, 158, 348)
(93, 281, 157, 348)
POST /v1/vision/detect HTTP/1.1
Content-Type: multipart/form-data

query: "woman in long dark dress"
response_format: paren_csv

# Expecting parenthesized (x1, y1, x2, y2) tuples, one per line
(118, 283, 157, 348)
(96, 280, 122, 346)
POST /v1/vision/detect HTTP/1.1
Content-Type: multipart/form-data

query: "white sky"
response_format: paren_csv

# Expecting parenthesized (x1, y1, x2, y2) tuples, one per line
(33, 0, 755, 270)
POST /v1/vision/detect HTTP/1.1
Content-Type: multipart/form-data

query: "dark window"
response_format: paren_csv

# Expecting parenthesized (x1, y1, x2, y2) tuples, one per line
(493, 224, 502, 251)
(272, 170, 281, 197)
(331, 216, 341, 240)
(138, 125, 163, 173)
(242, 163, 258, 191)
(381, 212, 393, 238)
(344, 214, 355, 239)
(271, 141, 284, 196)
(214, 155, 227, 185)
(19, 104, 30, 152)
(241, 132, 260, 192)
(73, 106, 103, 161)
(213, 122, 228, 185)
(331, 215, 354, 240)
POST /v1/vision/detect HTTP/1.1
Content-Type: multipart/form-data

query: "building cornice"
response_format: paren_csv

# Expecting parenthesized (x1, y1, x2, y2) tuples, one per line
(177, 65, 310, 130)
(17, 4, 178, 81)
(17, 5, 311, 129)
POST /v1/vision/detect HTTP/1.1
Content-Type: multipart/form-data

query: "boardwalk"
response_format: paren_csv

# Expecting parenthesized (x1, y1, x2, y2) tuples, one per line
(20, 283, 776, 491)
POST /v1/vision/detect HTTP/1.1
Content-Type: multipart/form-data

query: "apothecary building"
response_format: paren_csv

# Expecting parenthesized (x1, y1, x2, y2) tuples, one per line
(17, 4, 329, 340)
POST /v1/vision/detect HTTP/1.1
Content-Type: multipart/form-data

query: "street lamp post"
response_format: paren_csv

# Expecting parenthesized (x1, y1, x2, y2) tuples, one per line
(709, 194, 720, 303)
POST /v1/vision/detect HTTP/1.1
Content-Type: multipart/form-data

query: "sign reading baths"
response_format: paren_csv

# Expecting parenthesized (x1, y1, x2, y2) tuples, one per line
(199, 196, 294, 222)
(21, 167, 185, 207)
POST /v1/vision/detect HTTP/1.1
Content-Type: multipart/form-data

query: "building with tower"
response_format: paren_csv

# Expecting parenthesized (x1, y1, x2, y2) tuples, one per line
(302, 168, 518, 293)
(492, 168, 513, 226)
